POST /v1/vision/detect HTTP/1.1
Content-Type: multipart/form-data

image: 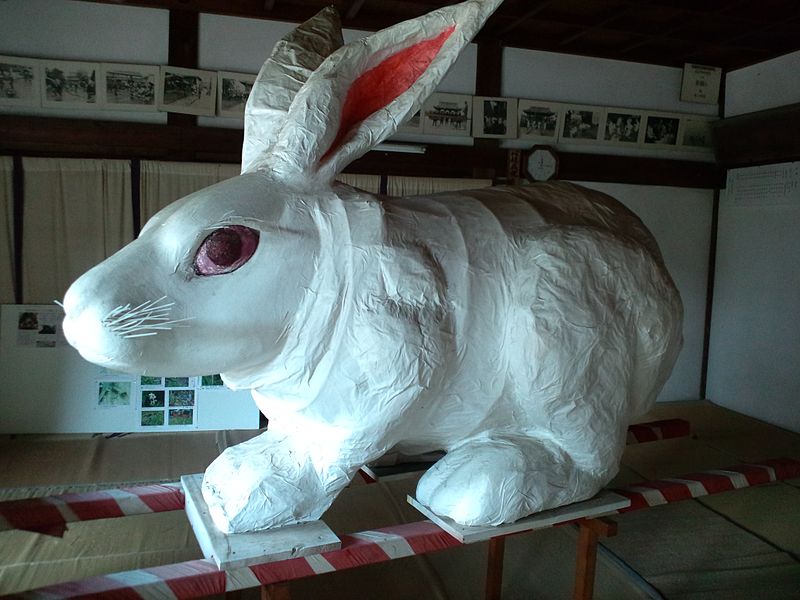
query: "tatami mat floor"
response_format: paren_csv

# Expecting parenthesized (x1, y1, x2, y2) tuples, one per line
(1, 400, 799, 598)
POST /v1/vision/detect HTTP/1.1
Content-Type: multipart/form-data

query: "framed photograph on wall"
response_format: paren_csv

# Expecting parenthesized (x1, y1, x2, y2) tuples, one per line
(517, 100, 563, 142)
(159, 65, 217, 116)
(41, 59, 99, 108)
(601, 108, 644, 145)
(642, 113, 681, 147)
(679, 116, 715, 152)
(561, 105, 605, 142)
(422, 92, 472, 136)
(217, 70, 256, 118)
(99, 63, 159, 111)
(0, 56, 41, 107)
(397, 109, 423, 134)
(473, 96, 517, 139)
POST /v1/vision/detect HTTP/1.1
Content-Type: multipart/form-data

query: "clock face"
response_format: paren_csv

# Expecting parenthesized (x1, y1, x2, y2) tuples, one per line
(526, 148, 558, 181)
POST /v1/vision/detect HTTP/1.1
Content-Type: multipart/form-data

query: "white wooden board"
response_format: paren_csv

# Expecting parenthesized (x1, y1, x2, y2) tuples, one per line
(182, 473, 341, 569)
(408, 491, 630, 543)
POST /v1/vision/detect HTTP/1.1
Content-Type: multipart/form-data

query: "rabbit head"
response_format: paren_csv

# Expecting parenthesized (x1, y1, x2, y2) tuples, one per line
(62, 0, 503, 381)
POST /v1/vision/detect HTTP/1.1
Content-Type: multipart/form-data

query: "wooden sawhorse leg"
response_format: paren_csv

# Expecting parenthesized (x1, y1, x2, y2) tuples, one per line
(261, 582, 291, 600)
(573, 517, 618, 600)
(485, 536, 507, 600)
(484, 517, 617, 600)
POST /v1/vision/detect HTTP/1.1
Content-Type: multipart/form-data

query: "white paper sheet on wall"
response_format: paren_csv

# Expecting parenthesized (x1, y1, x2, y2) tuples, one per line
(727, 163, 800, 207)
(0, 304, 260, 433)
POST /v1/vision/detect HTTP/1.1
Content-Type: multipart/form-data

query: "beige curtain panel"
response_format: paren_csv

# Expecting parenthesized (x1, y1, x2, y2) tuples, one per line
(334, 174, 382, 194)
(139, 161, 241, 227)
(22, 158, 133, 304)
(387, 176, 493, 196)
(0, 157, 14, 304)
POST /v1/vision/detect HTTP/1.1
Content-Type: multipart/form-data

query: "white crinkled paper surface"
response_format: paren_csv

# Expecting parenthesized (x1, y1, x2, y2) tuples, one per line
(62, 0, 682, 534)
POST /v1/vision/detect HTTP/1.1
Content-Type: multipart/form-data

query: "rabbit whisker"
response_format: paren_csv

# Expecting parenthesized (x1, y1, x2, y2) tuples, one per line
(102, 297, 193, 339)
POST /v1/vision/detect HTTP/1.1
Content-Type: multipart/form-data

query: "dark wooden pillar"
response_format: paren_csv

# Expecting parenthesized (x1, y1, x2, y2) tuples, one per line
(474, 40, 504, 179)
(168, 9, 199, 133)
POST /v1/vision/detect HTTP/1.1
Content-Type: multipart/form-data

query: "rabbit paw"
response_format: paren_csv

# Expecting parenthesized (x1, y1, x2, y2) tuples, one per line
(416, 434, 585, 526)
(201, 431, 335, 533)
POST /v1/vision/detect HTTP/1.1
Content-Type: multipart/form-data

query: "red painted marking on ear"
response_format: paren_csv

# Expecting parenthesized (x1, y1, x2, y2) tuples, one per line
(322, 25, 456, 163)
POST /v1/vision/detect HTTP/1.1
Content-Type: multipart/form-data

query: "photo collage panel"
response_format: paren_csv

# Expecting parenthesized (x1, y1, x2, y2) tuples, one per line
(139, 375, 197, 428)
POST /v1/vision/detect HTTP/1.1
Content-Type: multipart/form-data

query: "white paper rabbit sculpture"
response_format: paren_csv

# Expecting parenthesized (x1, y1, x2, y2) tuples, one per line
(62, 0, 683, 533)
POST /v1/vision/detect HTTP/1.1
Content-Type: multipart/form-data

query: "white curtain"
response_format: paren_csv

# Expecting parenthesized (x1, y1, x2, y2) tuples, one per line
(335, 173, 382, 194)
(139, 161, 241, 227)
(22, 158, 133, 304)
(0, 157, 14, 304)
(387, 176, 493, 196)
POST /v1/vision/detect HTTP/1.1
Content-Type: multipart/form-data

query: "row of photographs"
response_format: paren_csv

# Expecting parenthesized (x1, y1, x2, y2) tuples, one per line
(402, 93, 714, 151)
(0, 55, 713, 151)
(0, 55, 253, 117)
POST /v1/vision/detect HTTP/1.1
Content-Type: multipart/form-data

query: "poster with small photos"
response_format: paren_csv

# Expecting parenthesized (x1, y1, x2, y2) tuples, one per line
(139, 375, 197, 429)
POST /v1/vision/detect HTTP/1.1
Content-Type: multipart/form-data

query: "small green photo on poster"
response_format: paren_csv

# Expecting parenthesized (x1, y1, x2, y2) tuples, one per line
(141, 390, 165, 408)
(168, 408, 193, 426)
(141, 376, 162, 386)
(201, 374, 224, 386)
(169, 389, 195, 407)
(98, 381, 131, 407)
(141, 410, 165, 426)
(165, 377, 190, 387)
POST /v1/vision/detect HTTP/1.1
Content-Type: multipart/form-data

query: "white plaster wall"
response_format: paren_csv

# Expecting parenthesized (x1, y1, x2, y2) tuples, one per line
(725, 50, 800, 117)
(707, 163, 800, 432)
(501, 47, 717, 160)
(0, 0, 169, 123)
(577, 182, 713, 402)
(503, 48, 717, 115)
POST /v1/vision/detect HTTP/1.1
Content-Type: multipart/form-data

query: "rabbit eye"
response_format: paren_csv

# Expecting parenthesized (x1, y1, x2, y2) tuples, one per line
(194, 225, 259, 276)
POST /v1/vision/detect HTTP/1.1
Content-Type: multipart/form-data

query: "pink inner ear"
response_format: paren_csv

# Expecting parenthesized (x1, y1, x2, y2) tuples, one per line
(322, 26, 456, 162)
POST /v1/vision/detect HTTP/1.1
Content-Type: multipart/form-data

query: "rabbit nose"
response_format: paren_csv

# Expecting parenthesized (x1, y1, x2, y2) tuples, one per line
(62, 301, 105, 349)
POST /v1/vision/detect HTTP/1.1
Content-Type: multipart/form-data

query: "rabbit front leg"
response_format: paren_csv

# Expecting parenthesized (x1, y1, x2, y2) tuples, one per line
(415, 432, 605, 526)
(202, 425, 364, 533)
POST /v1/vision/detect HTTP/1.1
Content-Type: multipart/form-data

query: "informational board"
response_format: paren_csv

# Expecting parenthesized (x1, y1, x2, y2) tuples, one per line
(0, 304, 260, 433)
(707, 162, 800, 433)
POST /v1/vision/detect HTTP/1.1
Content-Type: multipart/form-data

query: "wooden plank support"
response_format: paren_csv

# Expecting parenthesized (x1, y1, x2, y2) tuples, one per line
(573, 517, 618, 600)
(713, 102, 800, 168)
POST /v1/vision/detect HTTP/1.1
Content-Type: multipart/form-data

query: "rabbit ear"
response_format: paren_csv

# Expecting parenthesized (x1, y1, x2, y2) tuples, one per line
(264, 0, 503, 185)
(241, 7, 344, 174)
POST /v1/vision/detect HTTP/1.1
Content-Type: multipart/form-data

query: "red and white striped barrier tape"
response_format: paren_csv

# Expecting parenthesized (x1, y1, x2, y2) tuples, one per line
(8, 521, 459, 599)
(0, 484, 184, 536)
(625, 418, 690, 445)
(7, 458, 799, 599)
(611, 457, 800, 513)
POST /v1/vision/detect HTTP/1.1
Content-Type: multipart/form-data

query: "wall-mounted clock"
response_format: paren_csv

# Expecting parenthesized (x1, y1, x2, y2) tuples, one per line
(526, 145, 559, 182)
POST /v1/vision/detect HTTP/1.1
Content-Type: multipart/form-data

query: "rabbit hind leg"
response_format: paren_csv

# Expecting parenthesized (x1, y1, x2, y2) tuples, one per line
(415, 432, 602, 527)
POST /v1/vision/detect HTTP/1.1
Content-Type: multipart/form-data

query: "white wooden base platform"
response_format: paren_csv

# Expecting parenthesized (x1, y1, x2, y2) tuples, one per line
(181, 473, 341, 569)
(407, 491, 631, 543)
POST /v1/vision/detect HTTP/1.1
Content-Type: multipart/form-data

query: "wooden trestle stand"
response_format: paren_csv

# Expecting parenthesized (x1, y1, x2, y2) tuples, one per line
(408, 491, 629, 600)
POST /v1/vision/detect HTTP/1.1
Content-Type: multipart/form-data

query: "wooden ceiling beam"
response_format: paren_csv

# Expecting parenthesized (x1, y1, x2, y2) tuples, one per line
(556, 2, 644, 48)
(713, 103, 800, 168)
(493, 0, 554, 36)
